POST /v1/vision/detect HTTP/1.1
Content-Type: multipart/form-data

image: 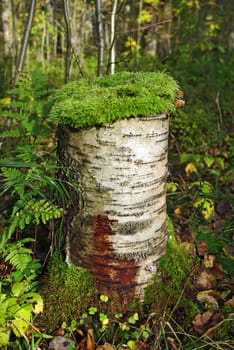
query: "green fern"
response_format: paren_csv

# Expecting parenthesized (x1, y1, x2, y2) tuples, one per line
(0, 71, 54, 142)
(0, 72, 80, 252)
(2, 238, 35, 273)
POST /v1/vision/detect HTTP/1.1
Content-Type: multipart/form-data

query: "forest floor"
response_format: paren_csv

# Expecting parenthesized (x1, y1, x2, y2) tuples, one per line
(32, 136, 234, 350)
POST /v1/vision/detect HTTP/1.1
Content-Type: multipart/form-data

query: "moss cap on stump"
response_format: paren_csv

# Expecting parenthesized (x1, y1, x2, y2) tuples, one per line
(49, 71, 178, 129)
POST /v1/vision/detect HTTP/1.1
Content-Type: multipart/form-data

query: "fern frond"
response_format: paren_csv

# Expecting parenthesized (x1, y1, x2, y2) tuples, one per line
(0, 128, 22, 139)
(0, 167, 27, 197)
(1, 238, 34, 272)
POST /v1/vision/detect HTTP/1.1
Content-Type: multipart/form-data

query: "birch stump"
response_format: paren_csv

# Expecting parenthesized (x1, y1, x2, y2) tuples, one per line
(50, 72, 178, 299)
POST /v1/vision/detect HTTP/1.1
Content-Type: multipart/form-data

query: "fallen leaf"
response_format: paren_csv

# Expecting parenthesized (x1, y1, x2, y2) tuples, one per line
(52, 328, 65, 336)
(223, 245, 234, 260)
(194, 270, 215, 290)
(185, 163, 197, 176)
(179, 230, 195, 244)
(208, 147, 220, 157)
(192, 310, 224, 335)
(97, 343, 115, 349)
(87, 329, 96, 350)
(175, 99, 185, 108)
(197, 241, 209, 256)
(213, 219, 225, 232)
(216, 199, 230, 218)
(209, 263, 224, 279)
(203, 254, 215, 269)
(135, 340, 150, 350)
(177, 89, 184, 98)
(224, 296, 234, 308)
(167, 337, 178, 350)
(174, 207, 182, 215)
(196, 290, 219, 310)
(76, 329, 95, 350)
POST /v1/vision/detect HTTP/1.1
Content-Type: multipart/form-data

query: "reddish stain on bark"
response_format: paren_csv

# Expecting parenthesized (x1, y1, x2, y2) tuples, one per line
(90, 215, 139, 295)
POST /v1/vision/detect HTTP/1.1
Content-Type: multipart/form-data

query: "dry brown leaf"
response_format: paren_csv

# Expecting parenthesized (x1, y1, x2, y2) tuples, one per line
(223, 245, 234, 260)
(216, 199, 230, 218)
(96, 343, 114, 350)
(224, 296, 234, 308)
(76, 329, 96, 350)
(76, 337, 87, 350)
(194, 270, 215, 290)
(87, 329, 96, 350)
(197, 241, 209, 256)
(76, 329, 85, 337)
(167, 337, 178, 350)
(213, 219, 225, 232)
(175, 99, 185, 108)
(177, 90, 184, 98)
(179, 230, 195, 244)
(192, 310, 223, 335)
(52, 328, 65, 337)
(209, 263, 224, 279)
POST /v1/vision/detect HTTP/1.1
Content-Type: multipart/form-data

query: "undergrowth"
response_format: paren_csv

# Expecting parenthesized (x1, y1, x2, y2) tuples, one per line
(37, 252, 95, 333)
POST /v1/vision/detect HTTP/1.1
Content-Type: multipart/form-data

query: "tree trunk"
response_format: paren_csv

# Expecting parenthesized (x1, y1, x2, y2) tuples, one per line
(2, 0, 13, 57)
(15, 0, 36, 84)
(109, 0, 118, 74)
(59, 114, 169, 299)
(63, 0, 72, 83)
(95, 0, 105, 76)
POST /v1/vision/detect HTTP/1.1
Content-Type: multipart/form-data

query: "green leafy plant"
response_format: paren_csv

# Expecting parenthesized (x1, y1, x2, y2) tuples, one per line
(0, 239, 43, 346)
(144, 218, 198, 325)
(0, 71, 80, 251)
(0, 71, 81, 347)
(78, 294, 152, 347)
(0, 71, 54, 143)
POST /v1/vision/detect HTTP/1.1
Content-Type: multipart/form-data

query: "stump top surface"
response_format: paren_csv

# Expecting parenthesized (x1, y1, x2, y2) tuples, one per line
(49, 71, 178, 129)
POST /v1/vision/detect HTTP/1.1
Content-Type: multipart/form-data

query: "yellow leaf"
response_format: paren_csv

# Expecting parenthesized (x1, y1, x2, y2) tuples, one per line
(174, 207, 182, 215)
(0, 97, 11, 106)
(185, 163, 198, 176)
(204, 254, 215, 268)
(137, 10, 152, 24)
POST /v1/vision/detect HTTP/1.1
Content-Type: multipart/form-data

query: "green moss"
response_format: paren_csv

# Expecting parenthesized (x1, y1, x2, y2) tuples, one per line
(37, 253, 95, 332)
(49, 71, 178, 128)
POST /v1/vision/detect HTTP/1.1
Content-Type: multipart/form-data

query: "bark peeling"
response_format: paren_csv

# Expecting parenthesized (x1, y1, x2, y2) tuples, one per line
(61, 114, 169, 298)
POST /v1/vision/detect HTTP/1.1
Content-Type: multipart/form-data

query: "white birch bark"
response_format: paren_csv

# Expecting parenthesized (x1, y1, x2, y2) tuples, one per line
(61, 114, 169, 298)
(110, 0, 118, 74)
(2, 0, 13, 56)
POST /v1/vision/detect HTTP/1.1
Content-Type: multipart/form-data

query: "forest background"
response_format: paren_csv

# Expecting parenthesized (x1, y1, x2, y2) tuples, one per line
(0, 0, 233, 349)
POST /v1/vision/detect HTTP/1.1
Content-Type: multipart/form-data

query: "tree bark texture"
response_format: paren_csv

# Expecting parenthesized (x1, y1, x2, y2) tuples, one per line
(95, 0, 105, 76)
(15, 0, 36, 83)
(58, 115, 169, 298)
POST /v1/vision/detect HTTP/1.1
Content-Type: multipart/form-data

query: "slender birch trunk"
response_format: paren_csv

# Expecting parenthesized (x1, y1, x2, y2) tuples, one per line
(95, 0, 105, 76)
(59, 114, 169, 298)
(63, 0, 72, 83)
(0, 0, 36, 149)
(110, 0, 118, 74)
(15, 0, 37, 83)
(2, 0, 13, 57)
